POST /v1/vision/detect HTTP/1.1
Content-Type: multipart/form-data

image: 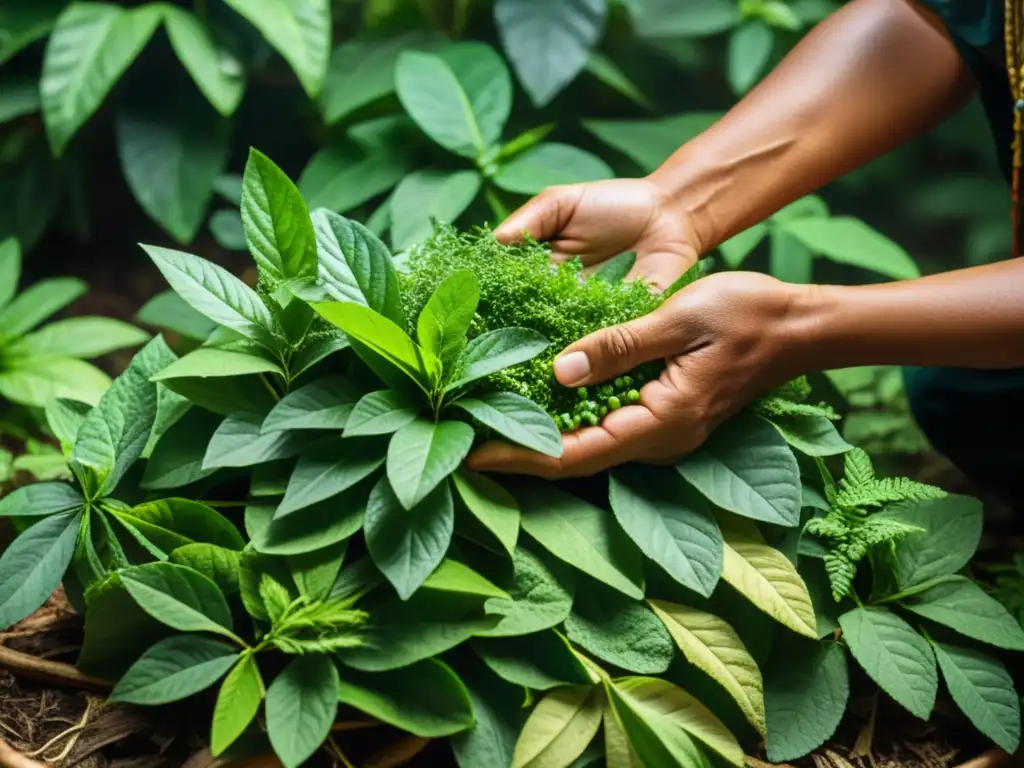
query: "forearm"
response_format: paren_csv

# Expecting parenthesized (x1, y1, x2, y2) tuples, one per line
(788, 259, 1024, 371)
(649, 0, 975, 253)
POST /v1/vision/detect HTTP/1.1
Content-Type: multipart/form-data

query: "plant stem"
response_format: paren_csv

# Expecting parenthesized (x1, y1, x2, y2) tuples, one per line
(200, 500, 248, 508)
(258, 373, 281, 402)
(484, 186, 509, 221)
(327, 737, 356, 768)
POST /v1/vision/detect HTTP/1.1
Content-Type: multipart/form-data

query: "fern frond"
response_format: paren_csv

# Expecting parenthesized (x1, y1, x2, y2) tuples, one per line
(755, 397, 840, 420)
(836, 476, 945, 510)
(857, 516, 924, 549)
(823, 551, 857, 602)
(840, 448, 875, 491)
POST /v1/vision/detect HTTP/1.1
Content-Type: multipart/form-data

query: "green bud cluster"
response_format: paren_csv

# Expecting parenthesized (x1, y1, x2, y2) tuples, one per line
(552, 365, 657, 431)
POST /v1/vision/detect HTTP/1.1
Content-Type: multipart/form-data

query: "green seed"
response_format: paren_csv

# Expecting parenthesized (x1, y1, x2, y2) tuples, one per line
(608, 396, 621, 410)
(623, 376, 634, 387)
(626, 389, 640, 403)
(561, 412, 572, 425)
(586, 400, 597, 411)
(598, 406, 608, 417)
(582, 412, 599, 426)
(577, 387, 588, 400)
(614, 377, 625, 388)
(573, 415, 582, 428)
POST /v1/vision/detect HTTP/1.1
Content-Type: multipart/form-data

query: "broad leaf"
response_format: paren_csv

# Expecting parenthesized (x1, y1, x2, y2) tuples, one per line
(151, 347, 284, 381)
(220, 0, 330, 97)
(727, 21, 773, 94)
(451, 656, 527, 767)
(609, 466, 722, 597)
(764, 412, 852, 457)
(933, 641, 1021, 754)
(337, 659, 475, 737)
(885, 495, 983, 590)
(474, 630, 592, 690)
(454, 392, 563, 459)
(676, 413, 802, 526)
(446, 328, 550, 393)
(262, 376, 361, 433)
(390, 170, 483, 251)
(364, 478, 454, 600)
(395, 44, 511, 158)
(266, 655, 339, 768)
(163, 6, 244, 116)
(453, 469, 520, 557)
(902, 577, 1024, 651)
(0, 510, 81, 629)
(141, 408, 223, 489)
(203, 412, 305, 470)
(110, 635, 238, 705)
(121, 561, 236, 639)
(246, 495, 366, 556)
(494, 0, 606, 107)
(288, 540, 348, 600)
(135, 290, 218, 341)
(512, 685, 604, 768)
(583, 112, 723, 174)
(345, 390, 420, 437)
(211, 653, 264, 756)
(0, 277, 87, 341)
(565, 586, 674, 674)
(386, 419, 474, 510)
(649, 600, 765, 736)
(278, 437, 386, 516)
(495, 143, 612, 194)
(169, 544, 242, 597)
(839, 607, 937, 720)
(0, 359, 110, 409)
(478, 547, 575, 638)
(41, 3, 161, 154)
(417, 270, 479, 369)
(781, 217, 920, 280)
(113, 498, 245, 553)
(423, 559, 510, 601)
(241, 148, 317, 281)
(4, 317, 149, 360)
(0, 482, 83, 517)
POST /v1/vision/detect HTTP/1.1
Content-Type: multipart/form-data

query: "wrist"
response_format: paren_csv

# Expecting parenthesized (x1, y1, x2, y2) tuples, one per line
(646, 142, 729, 256)
(773, 281, 838, 379)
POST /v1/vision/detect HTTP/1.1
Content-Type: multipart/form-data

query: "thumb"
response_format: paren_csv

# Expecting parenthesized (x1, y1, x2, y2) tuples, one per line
(552, 302, 689, 387)
(494, 186, 580, 245)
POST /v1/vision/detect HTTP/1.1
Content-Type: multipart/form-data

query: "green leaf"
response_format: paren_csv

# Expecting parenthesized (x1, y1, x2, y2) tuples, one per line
(565, 585, 674, 675)
(299, 131, 413, 215)
(423, 558, 510, 600)
(0, 277, 86, 341)
(781, 217, 920, 280)
(609, 677, 741, 767)
(594, 252, 637, 284)
(211, 653, 264, 756)
(241, 148, 317, 281)
(387, 419, 474, 510)
(0, 482, 83, 517)
(390, 170, 483, 251)
(163, 5, 245, 116)
(721, 523, 816, 638)
(364, 478, 454, 600)
(41, 3, 161, 154)
(143, 245, 282, 350)
(110, 635, 238, 705)
(512, 685, 603, 768)
(290, 334, 349, 380)
(312, 301, 434, 390)
(583, 112, 723, 174)
(727, 21, 773, 94)
(454, 393, 563, 459)
(676, 412, 801, 527)
(0, 238, 20, 311)
(345, 390, 420, 437)
(266, 655, 339, 768)
(451, 656, 527, 767)
(902, 577, 1024, 651)
(884, 495, 983, 590)
(933, 641, 1021, 754)
(0, 1, 64, 65)
(649, 600, 765, 735)
(337, 658, 475, 737)
(626, 0, 740, 38)
(584, 52, 651, 109)
(4, 317, 149, 361)
(220, 0, 330, 97)
(279, 437, 385, 516)
(478, 547, 575, 638)
(141, 408, 223, 490)
(453, 469, 520, 557)
(169, 544, 242, 597)
(262, 377, 360, 433)
(609, 466, 722, 597)
(310, 209, 405, 325)
(474, 630, 592, 690)
(839, 607, 937, 720)
(113, 498, 245, 552)
(0, 511, 81, 629)
(417, 270, 479, 369)
(246, 495, 365, 556)
(115, 87, 230, 244)
(517, 483, 643, 599)
(152, 347, 284, 381)
(395, 43, 511, 158)
(494, 143, 613, 194)
(494, 0, 607, 107)
(209, 210, 246, 251)
(764, 640, 848, 762)
(764, 412, 852, 457)
(71, 336, 177, 497)
(203, 412, 305, 470)
(446, 328, 550, 393)
(288, 540, 348, 600)
(136, 290, 218, 341)
(0, 359, 110, 409)
(121, 561, 236, 640)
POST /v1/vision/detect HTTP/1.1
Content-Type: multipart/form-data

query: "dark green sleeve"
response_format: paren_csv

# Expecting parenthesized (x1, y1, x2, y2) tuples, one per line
(918, 0, 1001, 47)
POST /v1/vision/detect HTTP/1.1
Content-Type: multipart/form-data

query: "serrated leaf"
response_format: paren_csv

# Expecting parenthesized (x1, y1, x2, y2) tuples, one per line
(512, 685, 604, 768)
(885, 495, 983, 589)
(163, 6, 244, 116)
(278, 437, 385, 516)
(203, 412, 305, 470)
(446, 328, 550, 393)
(288, 540, 348, 600)
(453, 469, 520, 557)
(110, 635, 238, 705)
(764, 412, 852, 457)
(478, 547, 574, 638)
(121, 561, 236, 640)
(454, 392, 562, 459)
(211, 653, 264, 756)
(0, 511, 81, 630)
(266, 655, 339, 768)
(902, 576, 1024, 651)
(386, 419, 474, 510)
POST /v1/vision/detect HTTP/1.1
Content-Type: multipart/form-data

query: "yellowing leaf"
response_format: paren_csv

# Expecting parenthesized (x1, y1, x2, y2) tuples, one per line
(512, 685, 603, 768)
(602, 705, 642, 768)
(648, 600, 765, 736)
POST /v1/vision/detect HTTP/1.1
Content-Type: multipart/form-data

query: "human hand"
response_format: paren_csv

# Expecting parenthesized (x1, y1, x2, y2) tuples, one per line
(494, 178, 703, 291)
(467, 272, 810, 479)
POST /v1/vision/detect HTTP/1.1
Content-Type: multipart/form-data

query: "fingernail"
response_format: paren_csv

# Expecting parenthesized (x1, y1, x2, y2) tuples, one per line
(554, 351, 590, 386)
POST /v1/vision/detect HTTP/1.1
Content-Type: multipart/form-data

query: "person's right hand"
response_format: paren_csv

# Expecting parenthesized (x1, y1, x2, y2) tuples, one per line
(494, 178, 703, 291)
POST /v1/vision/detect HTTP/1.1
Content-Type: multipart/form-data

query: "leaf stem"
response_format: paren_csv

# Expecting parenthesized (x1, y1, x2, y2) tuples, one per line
(327, 736, 357, 768)
(199, 500, 249, 508)
(258, 373, 281, 402)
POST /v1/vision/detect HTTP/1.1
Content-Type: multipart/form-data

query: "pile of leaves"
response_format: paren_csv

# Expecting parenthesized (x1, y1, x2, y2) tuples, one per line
(0, 150, 1019, 768)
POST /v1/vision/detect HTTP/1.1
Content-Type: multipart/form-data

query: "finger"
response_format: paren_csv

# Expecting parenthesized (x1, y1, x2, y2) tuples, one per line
(494, 186, 580, 245)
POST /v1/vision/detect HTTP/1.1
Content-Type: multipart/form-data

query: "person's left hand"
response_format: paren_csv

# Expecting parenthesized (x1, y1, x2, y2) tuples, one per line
(466, 271, 811, 479)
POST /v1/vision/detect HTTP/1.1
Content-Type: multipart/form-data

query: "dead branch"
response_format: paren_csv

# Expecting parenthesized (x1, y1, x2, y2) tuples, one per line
(0, 646, 111, 693)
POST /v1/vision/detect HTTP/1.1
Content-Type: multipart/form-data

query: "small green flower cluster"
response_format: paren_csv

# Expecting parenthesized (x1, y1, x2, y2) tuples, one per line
(554, 378, 642, 431)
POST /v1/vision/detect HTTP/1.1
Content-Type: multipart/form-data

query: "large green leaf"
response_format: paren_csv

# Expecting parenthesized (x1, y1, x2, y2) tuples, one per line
(474, 630, 592, 690)
(262, 376, 360, 433)
(609, 466, 722, 597)
(135, 289, 218, 341)
(676, 412, 801, 526)
(5, 316, 149, 361)
(337, 659, 475, 737)
(141, 408, 223, 490)
(246, 495, 366, 556)
(0, 276, 86, 341)
(933, 641, 1021, 754)
(451, 656, 527, 767)
(0, 358, 110, 409)
(514, 686, 604, 768)
(763, 640, 848, 762)
(884, 495, 983, 590)
(422, 558, 509, 601)
(386, 419, 474, 510)
(764, 412, 852, 457)
(310, 209, 405, 325)
(221, 0, 330, 97)
(495, 0, 607, 107)
(390, 170, 483, 251)
(902, 577, 1024, 651)
(203, 412, 305, 470)
(211, 653, 264, 756)
(516, 483, 643, 599)
(112, 498, 245, 552)
(727, 21, 773, 94)
(143, 245, 282, 350)
(583, 112, 723, 173)
(478, 547, 574, 638)
(163, 6, 244, 116)
(453, 469, 520, 557)
(169, 544, 242, 597)
(152, 347, 284, 381)
(241, 148, 317, 281)
(110, 635, 239, 705)
(41, 3, 162, 154)
(266, 655, 339, 768)
(0, 510, 81, 629)
(495, 143, 613, 194)
(121, 561, 236, 639)
(0, 482, 84, 518)
(395, 43, 511, 158)
(417, 270, 479, 369)
(345, 390, 420, 437)
(278, 437, 386, 516)
(364, 478, 454, 600)
(454, 392, 563, 459)
(115, 87, 230, 244)
(839, 607, 937, 720)
(649, 600, 765, 736)
(781, 217, 920, 280)
(288, 540, 348, 600)
(445, 328, 549, 393)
